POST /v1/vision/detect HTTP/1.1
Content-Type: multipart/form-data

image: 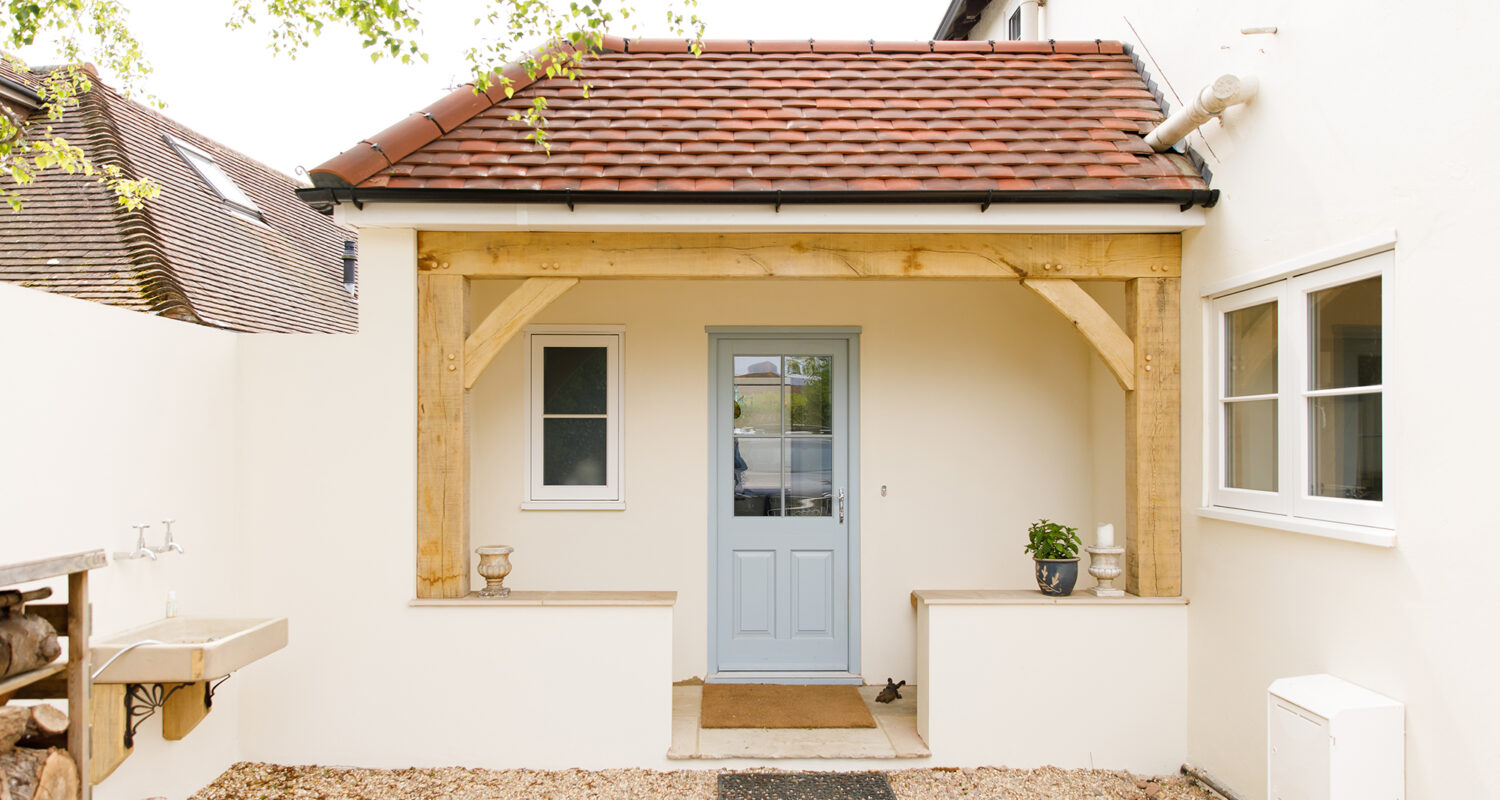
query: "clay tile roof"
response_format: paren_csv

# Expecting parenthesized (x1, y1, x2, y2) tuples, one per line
(0, 61, 356, 333)
(307, 39, 1208, 203)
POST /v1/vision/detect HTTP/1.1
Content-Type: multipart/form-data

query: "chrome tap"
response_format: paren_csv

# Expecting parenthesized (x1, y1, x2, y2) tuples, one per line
(114, 524, 157, 561)
(152, 519, 184, 555)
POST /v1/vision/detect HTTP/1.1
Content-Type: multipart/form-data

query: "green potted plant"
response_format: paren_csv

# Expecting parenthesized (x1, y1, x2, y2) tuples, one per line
(1025, 519, 1082, 596)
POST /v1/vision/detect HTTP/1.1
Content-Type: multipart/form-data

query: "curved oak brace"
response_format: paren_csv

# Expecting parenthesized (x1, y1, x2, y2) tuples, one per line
(1021, 278, 1136, 391)
(463, 277, 579, 390)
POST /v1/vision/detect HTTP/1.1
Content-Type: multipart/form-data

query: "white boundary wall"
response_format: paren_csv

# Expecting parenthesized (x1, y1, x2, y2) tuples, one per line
(975, 3, 1500, 797)
(0, 282, 244, 800)
(916, 596, 1186, 773)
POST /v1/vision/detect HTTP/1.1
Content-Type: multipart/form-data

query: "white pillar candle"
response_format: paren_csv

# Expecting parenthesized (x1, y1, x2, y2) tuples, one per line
(1096, 523, 1115, 549)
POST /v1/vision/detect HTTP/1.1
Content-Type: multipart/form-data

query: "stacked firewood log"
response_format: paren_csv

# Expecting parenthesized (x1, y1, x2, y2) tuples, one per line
(0, 592, 77, 800)
(0, 705, 76, 800)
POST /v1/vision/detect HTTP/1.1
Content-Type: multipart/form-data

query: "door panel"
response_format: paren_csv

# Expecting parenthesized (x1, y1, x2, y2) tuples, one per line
(714, 337, 852, 674)
(791, 550, 834, 639)
(732, 550, 776, 638)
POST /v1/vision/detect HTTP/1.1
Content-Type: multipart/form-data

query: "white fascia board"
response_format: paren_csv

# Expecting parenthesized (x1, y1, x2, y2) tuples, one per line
(334, 201, 1207, 233)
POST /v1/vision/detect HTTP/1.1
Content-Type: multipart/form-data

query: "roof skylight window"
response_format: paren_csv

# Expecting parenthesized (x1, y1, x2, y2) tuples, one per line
(165, 135, 262, 220)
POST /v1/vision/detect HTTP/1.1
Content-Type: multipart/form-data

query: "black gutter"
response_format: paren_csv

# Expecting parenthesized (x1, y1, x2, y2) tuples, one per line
(296, 187, 1218, 212)
(0, 75, 42, 110)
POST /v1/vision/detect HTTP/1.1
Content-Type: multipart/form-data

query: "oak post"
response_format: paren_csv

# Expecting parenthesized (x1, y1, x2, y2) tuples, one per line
(67, 571, 89, 800)
(417, 273, 470, 598)
(1125, 277, 1181, 597)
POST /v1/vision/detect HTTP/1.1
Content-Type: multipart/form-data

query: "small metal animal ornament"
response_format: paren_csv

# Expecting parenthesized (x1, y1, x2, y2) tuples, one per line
(876, 678, 906, 704)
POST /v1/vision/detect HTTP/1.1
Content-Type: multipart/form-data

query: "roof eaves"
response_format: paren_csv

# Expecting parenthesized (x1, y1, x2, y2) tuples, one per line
(934, 0, 994, 40)
(299, 186, 1219, 210)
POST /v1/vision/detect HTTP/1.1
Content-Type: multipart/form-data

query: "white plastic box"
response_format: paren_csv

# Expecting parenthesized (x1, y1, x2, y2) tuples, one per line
(1267, 674, 1404, 800)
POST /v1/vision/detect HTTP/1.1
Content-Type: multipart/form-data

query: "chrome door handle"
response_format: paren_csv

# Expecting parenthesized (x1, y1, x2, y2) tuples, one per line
(838, 488, 846, 523)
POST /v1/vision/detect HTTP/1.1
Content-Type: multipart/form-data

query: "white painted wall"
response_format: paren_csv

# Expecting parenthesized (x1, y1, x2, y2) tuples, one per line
(976, 2, 1500, 797)
(467, 278, 1105, 684)
(0, 282, 245, 800)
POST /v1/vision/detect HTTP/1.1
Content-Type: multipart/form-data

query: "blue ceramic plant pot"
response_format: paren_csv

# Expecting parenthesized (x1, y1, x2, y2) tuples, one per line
(1034, 558, 1080, 596)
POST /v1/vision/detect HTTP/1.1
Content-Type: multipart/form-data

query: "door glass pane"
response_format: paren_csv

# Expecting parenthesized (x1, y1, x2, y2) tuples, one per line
(1310, 277, 1381, 390)
(1225, 399, 1277, 491)
(785, 356, 832, 434)
(785, 438, 833, 516)
(544, 347, 607, 414)
(543, 418, 606, 485)
(734, 356, 782, 435)
(1225, 301, 1277, 397)
(734, 437, 782, 516)
(1310, 393, 1382, 500)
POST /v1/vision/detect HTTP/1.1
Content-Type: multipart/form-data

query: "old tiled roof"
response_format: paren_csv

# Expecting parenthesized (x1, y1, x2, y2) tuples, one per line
(0, 62, 356, 333)
(307, 38, 1209, 204)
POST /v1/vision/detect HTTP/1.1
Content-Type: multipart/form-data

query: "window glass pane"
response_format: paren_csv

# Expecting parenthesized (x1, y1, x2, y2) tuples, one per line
(543, 418, 606, 485)
(1310, 277, 1381, 390)
(1310, 394, 1382, 501)
(785, 438, 832, 516)
(733, 436, 782, 516)
(734, 356, 782, 436)
(179, 147, 260, 212)
(785, 356, 832, 434)
(1225, 301, 1277, 397)
(1225, 399, 1278, 491)
(544, 346, 607, 414)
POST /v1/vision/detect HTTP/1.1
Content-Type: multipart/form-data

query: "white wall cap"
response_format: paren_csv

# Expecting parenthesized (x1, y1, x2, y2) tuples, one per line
(1268, 673, 1404, 716)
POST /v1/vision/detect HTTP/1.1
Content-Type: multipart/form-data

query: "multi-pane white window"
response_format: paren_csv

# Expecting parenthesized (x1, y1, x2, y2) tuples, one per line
(1209, 251, 1390, 531)
(524, 327, 623, 508)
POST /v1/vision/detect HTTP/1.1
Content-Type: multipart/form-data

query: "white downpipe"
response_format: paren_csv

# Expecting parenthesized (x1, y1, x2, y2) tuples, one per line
(1019, 0, 1041, 40)
(1144, 74, 1259, 152)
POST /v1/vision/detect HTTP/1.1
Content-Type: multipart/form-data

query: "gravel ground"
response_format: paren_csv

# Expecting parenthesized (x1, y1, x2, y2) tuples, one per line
(192, 763, 1216, 800)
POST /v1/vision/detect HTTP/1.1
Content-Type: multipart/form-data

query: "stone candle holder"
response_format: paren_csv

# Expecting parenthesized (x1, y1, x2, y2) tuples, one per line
(1086, 545, 1125, 597)
(475, 545, 514, 598)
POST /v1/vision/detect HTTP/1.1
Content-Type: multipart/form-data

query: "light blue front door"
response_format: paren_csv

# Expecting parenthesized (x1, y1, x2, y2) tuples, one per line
(713, 335, 854, 675)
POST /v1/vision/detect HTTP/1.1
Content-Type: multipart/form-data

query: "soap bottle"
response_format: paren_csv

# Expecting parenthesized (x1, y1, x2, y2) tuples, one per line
(165, 590, 178, 618)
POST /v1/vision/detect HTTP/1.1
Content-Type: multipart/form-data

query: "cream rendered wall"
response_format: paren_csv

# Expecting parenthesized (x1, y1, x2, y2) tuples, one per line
(468, 278, 1106, 683)
(0, 282, 245, 800)
(975, 2, 1500, 797)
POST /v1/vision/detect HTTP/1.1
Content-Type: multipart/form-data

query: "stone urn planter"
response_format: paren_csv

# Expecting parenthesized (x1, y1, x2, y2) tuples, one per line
(475, 545, 514, 598)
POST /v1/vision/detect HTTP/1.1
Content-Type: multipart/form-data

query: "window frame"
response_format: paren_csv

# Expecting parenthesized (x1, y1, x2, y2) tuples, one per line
(163, 134, 263, 222)
(1206, 249, 1393, 538)
(522, 325, 625, 509)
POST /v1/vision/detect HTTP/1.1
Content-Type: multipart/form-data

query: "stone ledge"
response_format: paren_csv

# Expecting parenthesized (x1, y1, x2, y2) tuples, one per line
(911, 589, 1188, 607)
(409, 590, 676, 607)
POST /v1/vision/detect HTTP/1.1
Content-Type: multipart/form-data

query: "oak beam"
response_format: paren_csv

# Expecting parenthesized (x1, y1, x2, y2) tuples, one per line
(1124, 277, 1181, 597)
(418, 232, 1180, 280)
(1021, 278, 1136, 391)
(417, 274, 470, 598)
(464, 277, 578, 390)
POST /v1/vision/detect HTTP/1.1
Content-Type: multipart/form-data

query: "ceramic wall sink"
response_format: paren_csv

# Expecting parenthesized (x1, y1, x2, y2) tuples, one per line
(90, 617, 287, 684)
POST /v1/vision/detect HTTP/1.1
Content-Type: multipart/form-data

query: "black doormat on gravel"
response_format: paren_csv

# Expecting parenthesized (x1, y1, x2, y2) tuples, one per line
(717, 772, 897, 800)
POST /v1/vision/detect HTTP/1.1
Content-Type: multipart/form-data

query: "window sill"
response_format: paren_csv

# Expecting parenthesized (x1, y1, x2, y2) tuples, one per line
(520, 500, 625, 511)
(1197, 507, 1396, 548)
(409, 590, 674, 607)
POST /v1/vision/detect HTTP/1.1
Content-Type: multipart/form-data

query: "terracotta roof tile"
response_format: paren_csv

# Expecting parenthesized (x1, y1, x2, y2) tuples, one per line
(309, 39, 1206, 198)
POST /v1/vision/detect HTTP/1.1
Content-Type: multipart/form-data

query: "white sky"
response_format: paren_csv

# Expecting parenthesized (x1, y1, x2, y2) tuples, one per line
(19, 0, 948, 178)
